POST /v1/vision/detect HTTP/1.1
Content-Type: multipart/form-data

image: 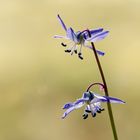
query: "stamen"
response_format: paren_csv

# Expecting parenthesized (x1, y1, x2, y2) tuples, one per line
(98, 108, 105, 113)
(85, 110, 91, 113)
(61, 42, 67, 47)
(78, 52, 83, 60)
(79, 44, 83, 55)
(65, 50, 71, 53)
(83, 114, 88, 119)
(97, 110, 101, 113)
(78, 44, 84, 60)
(65, 44, 75, 54)
(73, 45, 78, 54)
(92, 113, 96, 117)
(78, 52, 82, 56)
(74, 50, 77, 54)
(100, 108, 105, 111)
(78, 55, 83, 60)
(70, 46, 76, 55)
(78, 44, 82, 55)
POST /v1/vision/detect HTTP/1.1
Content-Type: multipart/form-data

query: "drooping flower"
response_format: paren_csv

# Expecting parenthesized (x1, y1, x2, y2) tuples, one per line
(62, 91, 125, 119)
(54, 15, 109, 59)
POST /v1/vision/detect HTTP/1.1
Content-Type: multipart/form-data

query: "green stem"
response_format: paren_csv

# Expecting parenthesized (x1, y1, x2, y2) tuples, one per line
(87, 30, 118, 140)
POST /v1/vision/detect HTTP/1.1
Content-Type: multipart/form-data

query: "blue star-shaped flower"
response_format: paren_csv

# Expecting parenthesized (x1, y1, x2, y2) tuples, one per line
(62, 91, 125, 119)
(54, 15, 109, 59)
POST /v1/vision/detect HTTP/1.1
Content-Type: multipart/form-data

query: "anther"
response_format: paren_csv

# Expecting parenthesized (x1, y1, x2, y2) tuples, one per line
(100, 108, 105, 111)
(74, 50, 77, 54)
(85, 110, 91, 113)
(78, 55, 83, 60)
(92, 113, 96, 117)
(78, 52, 82, 56)
(61, 42, 67, 47)
(83, 114, 86, 117)
(83, 114, 88, 119)
(65, 50, 71, 53)
(97, 110, 101, 113)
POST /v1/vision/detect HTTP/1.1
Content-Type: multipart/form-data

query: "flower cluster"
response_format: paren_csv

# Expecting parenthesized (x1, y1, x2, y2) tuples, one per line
(54, 15, 125, 123)
(62, 90, 125, 119)
(54, 15, 109, 59)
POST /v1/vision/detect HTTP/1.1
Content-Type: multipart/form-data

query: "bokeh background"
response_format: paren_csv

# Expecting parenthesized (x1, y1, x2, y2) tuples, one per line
(0, 0, 140, 140)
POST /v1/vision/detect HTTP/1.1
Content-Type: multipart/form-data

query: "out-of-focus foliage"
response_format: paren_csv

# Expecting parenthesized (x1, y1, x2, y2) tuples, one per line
(0, 0, 139, 140)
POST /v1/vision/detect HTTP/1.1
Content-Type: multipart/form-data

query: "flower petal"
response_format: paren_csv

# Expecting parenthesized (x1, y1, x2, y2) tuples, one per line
(91, 93, 125, 104)
(57, 14, 67, 31)
(63, 102, 73, 109)
(84, 45, 105, 56)
(90, 28, 104, 35)
(85, 105, 91, 113)
(89, 104, 98, 116)
(66, 27, 78, 43)
(102, 96, 125, 104)
(90, 98, 100, 104)
(83, 28, 104, 39)
(86, 31, 109, 42)
(54, 35, 68, 39)
(96, 50, 105, 56)
(92, 93, 105, 99)
(74, 98, 87, 108)
(62, 106, 75, 119)
(62, 98, 87, 119)
(90, 93, 108, 104)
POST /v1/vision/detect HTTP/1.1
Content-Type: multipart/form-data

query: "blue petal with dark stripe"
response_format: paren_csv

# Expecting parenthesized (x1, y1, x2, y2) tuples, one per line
(75, 98, 88, 105)
(87, 31, 109, 42)
(57, 14, 67, 31)
(66, 27, 78, 43)
(83, 28, 103, 39)
(63, 102, 73, 109)
(101, 96, 125, 104)
(62, 106, 75, 119)
(96, 50, 105, 56)
(90, 28, 104, 35)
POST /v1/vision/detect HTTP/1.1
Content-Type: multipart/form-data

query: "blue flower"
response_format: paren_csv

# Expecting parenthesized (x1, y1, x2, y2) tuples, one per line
(62, 91, 125, 119)
(54, 15, 109, 59)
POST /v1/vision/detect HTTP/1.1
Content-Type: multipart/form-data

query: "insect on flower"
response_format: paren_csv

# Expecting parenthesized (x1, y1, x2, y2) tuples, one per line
(54, 15, 109, 59)
(62, 91, 125, 119)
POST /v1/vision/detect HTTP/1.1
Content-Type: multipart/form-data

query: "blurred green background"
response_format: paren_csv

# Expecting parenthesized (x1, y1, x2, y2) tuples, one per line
(0, 0, 140, 140)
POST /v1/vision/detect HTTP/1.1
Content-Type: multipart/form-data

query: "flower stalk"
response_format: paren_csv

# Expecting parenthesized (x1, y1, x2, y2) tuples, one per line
(87, 30, 118, 140)
(86, 82, 104, 92)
